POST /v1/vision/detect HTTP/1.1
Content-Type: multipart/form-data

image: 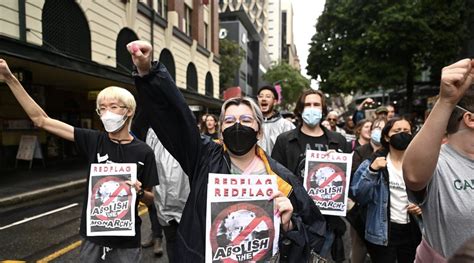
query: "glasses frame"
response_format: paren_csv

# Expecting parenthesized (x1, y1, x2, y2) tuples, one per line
(223, 114, 256, 127)
(96, 105, 127, 116)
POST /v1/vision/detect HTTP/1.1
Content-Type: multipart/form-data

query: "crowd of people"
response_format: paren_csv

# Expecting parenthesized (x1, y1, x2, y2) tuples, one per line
(0, 40, 473, 263)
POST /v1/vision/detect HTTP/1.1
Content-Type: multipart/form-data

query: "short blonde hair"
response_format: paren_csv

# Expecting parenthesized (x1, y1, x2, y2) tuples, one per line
(96, 86, 136, 117)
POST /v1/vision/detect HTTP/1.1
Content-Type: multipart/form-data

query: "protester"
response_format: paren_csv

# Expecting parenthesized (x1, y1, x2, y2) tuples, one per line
(351, 118, 387, 177)
(0, 59, 159, 262)
(200, 113, 219, 141)
(127, 40, 326, 262)
(347, 117, 387, 263)
(343, 115, 356, 142)
(256, 85, 295, 154)
(353, 97, 375, 124)
(387, 104, 396, 120)
(326, 110, 347, 137)
(403, 58, 474, 260)
(272, 89, 351, 261)
(146, 128, 190, 263)
(351, 117, 422, 262)
(374, 106, 389, 120)
(350, 119, 372, 150)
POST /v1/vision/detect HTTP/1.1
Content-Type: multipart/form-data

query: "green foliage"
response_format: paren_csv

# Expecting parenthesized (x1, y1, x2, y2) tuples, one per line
(219, 39, 246, 93)
(306, 0, 471, 110)
(263, 62, 310, 108)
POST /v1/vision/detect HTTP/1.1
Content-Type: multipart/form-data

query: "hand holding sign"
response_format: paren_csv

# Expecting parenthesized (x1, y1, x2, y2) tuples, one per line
(125, 179, 142, 192)
(269, 191, 293, 232)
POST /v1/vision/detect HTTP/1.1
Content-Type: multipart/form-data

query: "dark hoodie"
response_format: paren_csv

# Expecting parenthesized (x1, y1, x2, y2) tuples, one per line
(132, 61, 326, 262)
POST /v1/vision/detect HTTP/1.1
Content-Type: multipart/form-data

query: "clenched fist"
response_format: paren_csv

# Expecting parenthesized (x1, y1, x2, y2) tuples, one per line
(440, 59, 474, 106)
(370, 156, 387, 171)
(127, 40, 153, 77)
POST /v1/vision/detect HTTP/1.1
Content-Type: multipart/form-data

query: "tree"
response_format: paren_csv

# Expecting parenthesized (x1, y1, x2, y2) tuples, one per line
(307, 0, 471, 112)
(219, 39, 245, 96)
(263, 62, 310, 109)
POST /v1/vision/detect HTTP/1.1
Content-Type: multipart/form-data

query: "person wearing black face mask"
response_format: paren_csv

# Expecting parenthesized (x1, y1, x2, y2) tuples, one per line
(128, 40, 326, 263)
(351, 117, 422, 263)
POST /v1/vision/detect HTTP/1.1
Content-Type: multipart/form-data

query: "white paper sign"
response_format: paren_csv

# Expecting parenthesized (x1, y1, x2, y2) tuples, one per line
(86, 163, 137, 236)
(206, 173, 280, 263)
(303, 150, 353, 216)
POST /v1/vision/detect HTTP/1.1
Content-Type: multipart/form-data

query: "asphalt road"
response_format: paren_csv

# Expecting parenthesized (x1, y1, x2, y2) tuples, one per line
(0, 189, 168, 262)
(0, 188, 355, 262)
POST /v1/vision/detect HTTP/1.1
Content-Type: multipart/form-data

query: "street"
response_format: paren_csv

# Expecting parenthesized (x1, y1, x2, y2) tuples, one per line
(0, 186, 353, 262)
(0, 189, 168, 262)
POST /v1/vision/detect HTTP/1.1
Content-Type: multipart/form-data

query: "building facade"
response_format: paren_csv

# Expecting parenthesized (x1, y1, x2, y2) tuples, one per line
(0, 0, 221, 169)
(218, 0, 271, 97)
(267, 0, 299, 69)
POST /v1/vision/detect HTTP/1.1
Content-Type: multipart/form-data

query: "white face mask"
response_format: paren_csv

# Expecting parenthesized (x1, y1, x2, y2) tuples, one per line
(100, 111, 128, 133)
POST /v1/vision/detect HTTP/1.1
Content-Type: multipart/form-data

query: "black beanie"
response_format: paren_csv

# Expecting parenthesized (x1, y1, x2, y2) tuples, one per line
(257, 85, 279, 101)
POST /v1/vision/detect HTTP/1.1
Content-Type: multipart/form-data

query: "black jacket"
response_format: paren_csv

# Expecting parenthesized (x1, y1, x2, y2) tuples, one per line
(271, 126, 351, 262)
(133, 62, 326, 262)
(271, 126, 351, 176)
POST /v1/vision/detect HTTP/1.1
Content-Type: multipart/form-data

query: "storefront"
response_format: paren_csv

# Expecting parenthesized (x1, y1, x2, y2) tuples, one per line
(0, 37, 222, 169)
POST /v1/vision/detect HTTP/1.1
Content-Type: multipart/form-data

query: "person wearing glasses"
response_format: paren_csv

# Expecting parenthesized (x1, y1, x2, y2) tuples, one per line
(256, 85, 295, 154)
(127, 40, 326, 262)
(326, 110, 347, 138)
(403, 58, 474, 261)
(0, 59, 158, 262)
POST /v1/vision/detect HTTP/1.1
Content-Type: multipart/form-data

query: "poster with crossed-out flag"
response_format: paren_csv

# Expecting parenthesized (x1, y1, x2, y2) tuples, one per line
(206, 173, 280, 263)
(303, 150, 352, 216)
(86, 163, 137, 236)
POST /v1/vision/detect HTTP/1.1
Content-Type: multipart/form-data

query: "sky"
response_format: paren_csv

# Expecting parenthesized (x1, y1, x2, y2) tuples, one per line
(292, 0, 326, 88)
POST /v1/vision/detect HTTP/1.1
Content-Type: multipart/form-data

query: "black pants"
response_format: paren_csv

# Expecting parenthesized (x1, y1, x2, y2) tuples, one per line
(163, 220, 179, 263)
(366, 222, 419, 263)
(147, 204, 163, 238)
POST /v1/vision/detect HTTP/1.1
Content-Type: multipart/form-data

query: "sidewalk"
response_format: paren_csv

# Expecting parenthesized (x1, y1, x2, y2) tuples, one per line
(0, 159, 88, 207)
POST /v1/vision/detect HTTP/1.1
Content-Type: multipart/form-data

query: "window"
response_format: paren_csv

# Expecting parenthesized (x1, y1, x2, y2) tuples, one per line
(42, 0, 91, 59)
(116, 28, 139, 72)
(158, 0, 168, 20)
(185, 5, 192, 36)
(186, 63, 198, 92)
(204, 23, 209, 49)
(159, 49, 176, 81)
(205, 72, 213, 96)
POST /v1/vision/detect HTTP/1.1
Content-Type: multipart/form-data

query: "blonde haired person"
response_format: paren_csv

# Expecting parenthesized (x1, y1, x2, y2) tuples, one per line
(0, 59, 158, 262)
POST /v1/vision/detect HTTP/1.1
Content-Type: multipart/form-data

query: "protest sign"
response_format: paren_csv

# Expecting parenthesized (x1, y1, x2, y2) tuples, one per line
(303, 150, 352, 216)
(206, 173, 280, 263)
(86, 163, 137, 236)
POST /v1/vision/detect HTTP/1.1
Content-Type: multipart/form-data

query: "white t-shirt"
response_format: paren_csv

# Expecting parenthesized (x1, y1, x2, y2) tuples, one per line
(387, 154, 409, 224)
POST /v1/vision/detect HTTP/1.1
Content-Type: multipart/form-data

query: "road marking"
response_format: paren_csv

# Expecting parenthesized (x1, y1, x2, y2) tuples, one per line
(36, 241, 82, 263)
(34, 204, 148, 262)
(0, 203, 78, 230)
